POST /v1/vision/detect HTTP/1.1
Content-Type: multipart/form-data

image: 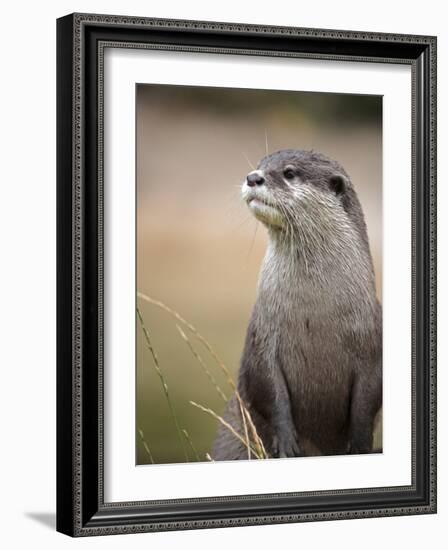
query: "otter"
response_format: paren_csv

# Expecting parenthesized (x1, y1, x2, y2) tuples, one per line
(213, 149, 382, 459)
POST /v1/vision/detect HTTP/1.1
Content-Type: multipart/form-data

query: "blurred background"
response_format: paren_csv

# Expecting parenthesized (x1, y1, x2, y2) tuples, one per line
(136, 84, 382, 465)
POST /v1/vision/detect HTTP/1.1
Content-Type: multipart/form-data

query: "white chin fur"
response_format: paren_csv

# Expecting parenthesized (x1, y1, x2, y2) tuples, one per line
(241, 180, 284, 228)
(248, 200, 283, 227)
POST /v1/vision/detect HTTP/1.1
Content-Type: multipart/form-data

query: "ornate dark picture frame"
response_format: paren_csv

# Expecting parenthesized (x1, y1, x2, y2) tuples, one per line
(56, 13, 437, 537)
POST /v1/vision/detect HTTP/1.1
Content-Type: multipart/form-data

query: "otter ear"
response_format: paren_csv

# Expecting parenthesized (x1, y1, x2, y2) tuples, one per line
(329, 174, 346, 196)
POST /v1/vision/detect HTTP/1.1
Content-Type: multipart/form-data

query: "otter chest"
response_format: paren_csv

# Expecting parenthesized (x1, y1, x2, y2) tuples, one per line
(256, 260, 354, 390)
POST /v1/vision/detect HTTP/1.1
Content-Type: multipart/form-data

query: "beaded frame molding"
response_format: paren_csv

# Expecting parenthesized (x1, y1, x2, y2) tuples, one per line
(56, 13, 437, 537)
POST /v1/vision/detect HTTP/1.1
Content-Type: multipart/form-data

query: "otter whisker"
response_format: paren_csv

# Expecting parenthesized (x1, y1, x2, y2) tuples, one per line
(245, 220, 259, 264)
(242, 151, 255, 170)
(271, 194, 295, 260)
(228, 214, 256, 235)
(223, 196, 248, 222)
(270, 190, 304, 267)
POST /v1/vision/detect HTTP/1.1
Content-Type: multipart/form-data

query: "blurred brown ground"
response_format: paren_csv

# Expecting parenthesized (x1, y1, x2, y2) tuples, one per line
(136, 85, 382, 464)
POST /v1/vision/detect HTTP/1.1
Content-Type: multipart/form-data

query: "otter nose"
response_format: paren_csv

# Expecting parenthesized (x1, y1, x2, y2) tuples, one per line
(247, 173, 265, 187)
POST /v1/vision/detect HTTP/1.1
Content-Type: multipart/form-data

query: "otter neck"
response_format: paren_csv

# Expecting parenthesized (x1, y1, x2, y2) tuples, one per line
(261, 222, 377, 300)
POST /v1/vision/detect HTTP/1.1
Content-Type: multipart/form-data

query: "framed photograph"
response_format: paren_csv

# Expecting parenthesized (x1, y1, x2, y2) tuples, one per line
(56, 13, 437, 536)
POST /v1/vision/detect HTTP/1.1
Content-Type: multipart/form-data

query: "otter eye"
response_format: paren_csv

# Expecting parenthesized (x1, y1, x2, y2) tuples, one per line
(283, 169, 295, 180)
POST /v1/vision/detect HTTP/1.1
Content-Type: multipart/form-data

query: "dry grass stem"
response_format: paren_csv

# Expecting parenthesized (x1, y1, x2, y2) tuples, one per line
(175, 324, 228, 402)
(243, 407, 268, 459)
(182, 429, 201, 462)
(137, 293, 268, 460)
(189, 400, 263, 459)
(137, 427, 154, 464)
(238, 399, 251, 460)
(137, 292, 237, 391)
(137, 307, 189, 462)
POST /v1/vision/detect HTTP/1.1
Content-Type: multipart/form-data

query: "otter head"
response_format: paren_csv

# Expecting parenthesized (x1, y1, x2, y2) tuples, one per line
(241, 149, 357, 236)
